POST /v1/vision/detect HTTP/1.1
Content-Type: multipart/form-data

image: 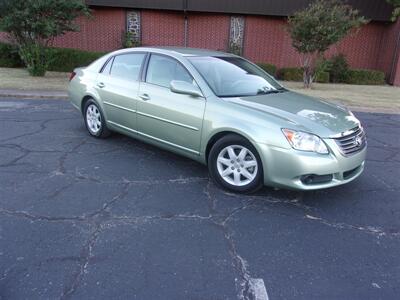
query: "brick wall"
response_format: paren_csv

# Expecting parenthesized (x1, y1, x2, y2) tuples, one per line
(52, 8, 125, 52)
(187, 14, 230, 50)
(141, 10, 184, 46)
(328, 23, 387, 71)
(378, 20, 399, 73)
(394, 56, 400, 86)
(1, 7, 399, 85)
(378, 19, 400, 84)
(243, 17, 299, 67)
(243, 16, 395, 75)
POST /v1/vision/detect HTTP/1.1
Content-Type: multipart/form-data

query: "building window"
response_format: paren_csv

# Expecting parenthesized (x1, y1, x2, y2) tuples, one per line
(126, 10, 141, 46)
(229, 16, 245, 55)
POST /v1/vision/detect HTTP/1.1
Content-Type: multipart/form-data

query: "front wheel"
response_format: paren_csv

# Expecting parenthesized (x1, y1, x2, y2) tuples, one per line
(208, 134, 263, 193)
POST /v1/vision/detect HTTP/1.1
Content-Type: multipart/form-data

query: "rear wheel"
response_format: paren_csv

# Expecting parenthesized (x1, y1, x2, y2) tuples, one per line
(208, 134, 263, 193)
(83, 99, 110, 138)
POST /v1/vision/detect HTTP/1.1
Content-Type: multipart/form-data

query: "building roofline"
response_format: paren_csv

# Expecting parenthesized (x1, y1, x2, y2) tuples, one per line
(86, 0, 395, 22)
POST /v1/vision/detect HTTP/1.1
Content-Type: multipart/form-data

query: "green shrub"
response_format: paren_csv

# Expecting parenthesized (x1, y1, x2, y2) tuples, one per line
(47, 48, 105, 72)
(277, 67, 303, 81)
(0, 42, 23, 68)
(228, 42, 242, 56)
(329, 54, 349, 83)
(0, 43, 104, 72)
(315, 71, 330, 83)
(277, 67, 329, 83)
(346, 69, 385, 85)
(19, 43, 49, 76)
(122, 31, 141, 48)
(314, 58, 331, 83)
(257, 63, 277, 76)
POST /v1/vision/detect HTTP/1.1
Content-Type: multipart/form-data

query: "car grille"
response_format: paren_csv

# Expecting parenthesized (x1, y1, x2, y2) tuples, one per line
(333, 126, 366, 156)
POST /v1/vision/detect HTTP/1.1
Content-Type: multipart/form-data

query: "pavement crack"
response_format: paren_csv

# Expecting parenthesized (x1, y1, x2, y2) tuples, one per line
(60, 224, 103, 300)
(55, 139, 87, 175)
(108, 213, 212, 226)
(208, 188, 268, 300)
(0, 118, 53, 143)
(216, 219, 261, 300)
(304, 214, 400, 237)
(0, 208, 86, 223)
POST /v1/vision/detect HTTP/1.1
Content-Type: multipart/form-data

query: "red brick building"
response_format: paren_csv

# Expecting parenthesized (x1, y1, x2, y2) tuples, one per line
(2, 0, 400, 85)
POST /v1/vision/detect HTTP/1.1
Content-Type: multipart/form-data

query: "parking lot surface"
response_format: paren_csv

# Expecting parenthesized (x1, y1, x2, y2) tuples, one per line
(0, 99, 399, 300)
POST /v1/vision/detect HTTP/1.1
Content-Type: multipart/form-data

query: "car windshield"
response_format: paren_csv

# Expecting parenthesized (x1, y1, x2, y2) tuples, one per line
(188, 56, 285, 97)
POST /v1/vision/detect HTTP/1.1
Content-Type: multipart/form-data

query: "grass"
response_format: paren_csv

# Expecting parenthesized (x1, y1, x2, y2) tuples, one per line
(0, 67, 399, 113)
(282, 81, 400, 114)
(0, 67, 69, 91)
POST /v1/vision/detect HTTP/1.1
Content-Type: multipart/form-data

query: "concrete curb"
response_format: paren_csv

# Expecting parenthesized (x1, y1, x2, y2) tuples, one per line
(0, 89, 68, 100)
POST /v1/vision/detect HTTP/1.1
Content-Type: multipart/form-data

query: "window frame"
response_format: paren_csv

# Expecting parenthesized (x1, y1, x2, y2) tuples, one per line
(187, 55, 284, 98)
(142, 53, 198, 90)
(99, 51, 148, 82)
(99, 56, 114, 75)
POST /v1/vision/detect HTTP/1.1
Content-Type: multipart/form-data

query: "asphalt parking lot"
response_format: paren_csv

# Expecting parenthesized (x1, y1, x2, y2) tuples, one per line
(0, 98, 399, 300)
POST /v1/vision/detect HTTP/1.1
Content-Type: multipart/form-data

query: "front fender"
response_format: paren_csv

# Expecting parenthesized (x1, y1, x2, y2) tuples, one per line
(200, 98, 291, 156)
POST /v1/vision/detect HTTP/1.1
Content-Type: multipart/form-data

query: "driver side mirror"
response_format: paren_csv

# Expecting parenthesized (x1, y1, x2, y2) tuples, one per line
(170, 80, 203, 98)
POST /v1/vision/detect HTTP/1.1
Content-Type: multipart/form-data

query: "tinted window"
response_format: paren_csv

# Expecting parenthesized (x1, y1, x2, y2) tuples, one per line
(101, 57, 114, 75)
(188, 56, 283, 97)
(146, 54, 194, 88)
(110, 53, 145, 81)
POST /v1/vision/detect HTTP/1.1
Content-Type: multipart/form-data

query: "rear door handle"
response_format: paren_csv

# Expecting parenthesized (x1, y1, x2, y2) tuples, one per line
(139, 93, 151, 101)
(97, 82, 105, 88)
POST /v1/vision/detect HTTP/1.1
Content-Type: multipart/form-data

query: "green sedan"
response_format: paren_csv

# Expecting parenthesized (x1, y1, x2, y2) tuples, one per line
(68, 47, 366, 193)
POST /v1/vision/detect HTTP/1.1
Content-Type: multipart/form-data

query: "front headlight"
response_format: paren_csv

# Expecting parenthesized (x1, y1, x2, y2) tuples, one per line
(282, 129, 329, 154)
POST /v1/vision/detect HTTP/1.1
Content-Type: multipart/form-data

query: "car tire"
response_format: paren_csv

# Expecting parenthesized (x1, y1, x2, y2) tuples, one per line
(83, 99, 110, 138)
(208, 134, 263, 193)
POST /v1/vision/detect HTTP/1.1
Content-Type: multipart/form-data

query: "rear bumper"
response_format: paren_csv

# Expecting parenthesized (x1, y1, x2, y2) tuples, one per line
(256, 139, 366, 190)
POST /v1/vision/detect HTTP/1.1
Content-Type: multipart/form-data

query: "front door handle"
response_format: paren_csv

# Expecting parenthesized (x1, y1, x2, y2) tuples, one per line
(139, 93, 151, 101)
(97, 82, 105, 88)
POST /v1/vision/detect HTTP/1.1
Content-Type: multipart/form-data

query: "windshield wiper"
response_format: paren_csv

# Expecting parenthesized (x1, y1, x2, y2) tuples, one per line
(219, 87, 288, 98)
(256, 88, 286, 95)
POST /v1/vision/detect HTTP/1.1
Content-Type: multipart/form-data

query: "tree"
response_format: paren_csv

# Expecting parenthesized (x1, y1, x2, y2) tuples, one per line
(0, 0, 90, 76)
(386, 0, 400, 21)
(287, 0, 366, 88)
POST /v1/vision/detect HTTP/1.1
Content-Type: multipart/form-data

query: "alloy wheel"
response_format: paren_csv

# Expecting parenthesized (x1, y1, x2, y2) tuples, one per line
(216, 145, 258, 186)
(86, 104, 102, 134)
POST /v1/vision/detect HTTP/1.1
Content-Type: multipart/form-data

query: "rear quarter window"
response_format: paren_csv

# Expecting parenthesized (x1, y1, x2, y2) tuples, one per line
(101, 57, 114, 75)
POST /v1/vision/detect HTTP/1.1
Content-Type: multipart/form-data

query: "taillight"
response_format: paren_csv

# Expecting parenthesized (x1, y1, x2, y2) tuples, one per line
(69, 71, 76, 81)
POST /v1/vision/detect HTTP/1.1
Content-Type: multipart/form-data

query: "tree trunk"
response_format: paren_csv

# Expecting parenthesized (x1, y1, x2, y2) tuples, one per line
(302, 53, 317, 89)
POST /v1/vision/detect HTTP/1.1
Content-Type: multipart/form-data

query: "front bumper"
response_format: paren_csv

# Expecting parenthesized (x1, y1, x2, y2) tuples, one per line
(256, 139, 366, 190)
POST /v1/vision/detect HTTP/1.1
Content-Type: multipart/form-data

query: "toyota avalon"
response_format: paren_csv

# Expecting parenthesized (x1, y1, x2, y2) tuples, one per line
(68, 47, 366, 193)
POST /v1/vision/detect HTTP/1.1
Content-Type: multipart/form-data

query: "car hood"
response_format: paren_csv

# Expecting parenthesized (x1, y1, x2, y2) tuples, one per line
(224, 91, 361, 137)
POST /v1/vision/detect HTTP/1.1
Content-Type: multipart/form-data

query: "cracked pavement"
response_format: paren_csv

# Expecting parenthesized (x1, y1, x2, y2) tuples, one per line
(0, 99, 399, 299)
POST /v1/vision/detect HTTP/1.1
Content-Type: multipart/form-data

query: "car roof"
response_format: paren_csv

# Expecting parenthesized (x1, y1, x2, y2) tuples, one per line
(149, 47, 234, 57)
(112, 46, 235, 58)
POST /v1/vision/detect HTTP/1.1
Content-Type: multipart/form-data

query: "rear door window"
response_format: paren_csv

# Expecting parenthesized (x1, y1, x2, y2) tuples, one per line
(110, 53, 145, 81)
